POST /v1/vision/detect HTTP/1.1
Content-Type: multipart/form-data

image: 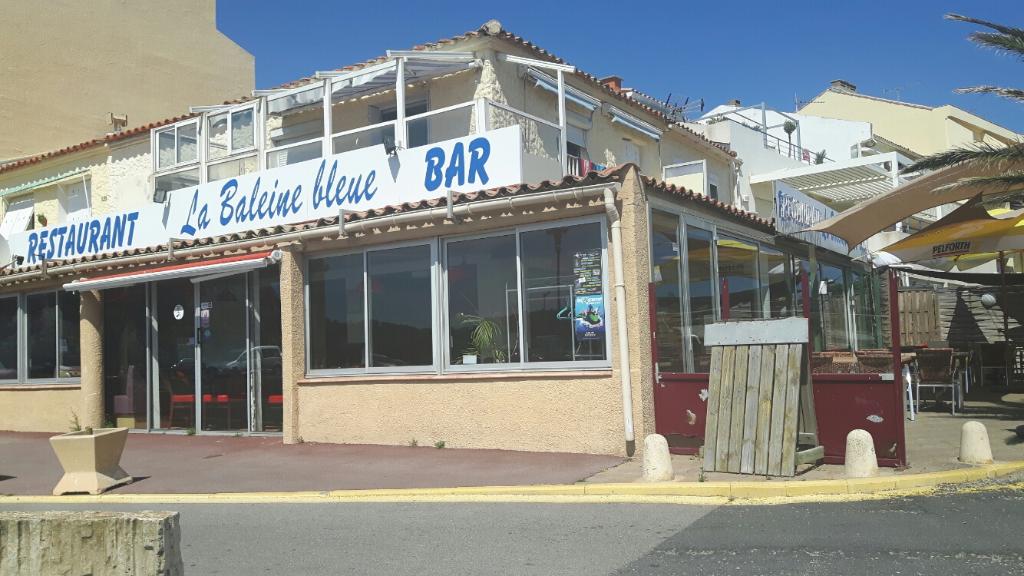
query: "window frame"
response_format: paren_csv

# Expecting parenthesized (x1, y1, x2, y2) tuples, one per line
(0, 290, 81, 386)
(265, 81, 328, 168)
(205, 102, 260, 180)
(153, 119, 201, 173)
(444, 215, 612, 373)
(648, 198, 785, 372)
(304, 238, 440, 377)
(303, 215, 613, 378)
(0, 294, 20, 384)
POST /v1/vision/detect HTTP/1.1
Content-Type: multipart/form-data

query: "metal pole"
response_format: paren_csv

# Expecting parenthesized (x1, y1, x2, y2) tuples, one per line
(999, 251, 1011, 386)
(888, 268, 907, 466)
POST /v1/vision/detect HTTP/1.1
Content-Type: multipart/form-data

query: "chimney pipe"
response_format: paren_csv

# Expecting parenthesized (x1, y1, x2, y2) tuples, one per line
(830, 79, 857, 93)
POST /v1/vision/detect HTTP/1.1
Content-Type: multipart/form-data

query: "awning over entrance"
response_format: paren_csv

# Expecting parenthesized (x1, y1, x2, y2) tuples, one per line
(63, 250, 281, 292)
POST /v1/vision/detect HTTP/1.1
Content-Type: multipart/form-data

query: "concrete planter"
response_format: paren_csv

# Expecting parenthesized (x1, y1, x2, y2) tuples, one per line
(49, 427, 133, 495)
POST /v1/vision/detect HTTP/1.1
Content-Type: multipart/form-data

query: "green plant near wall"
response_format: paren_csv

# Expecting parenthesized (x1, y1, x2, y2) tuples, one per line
(458, 313, 507, 363)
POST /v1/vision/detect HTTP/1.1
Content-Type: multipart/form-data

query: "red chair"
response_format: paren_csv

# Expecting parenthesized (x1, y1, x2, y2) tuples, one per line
(168, 393, 195, 428)
(203, 393, 233, 428)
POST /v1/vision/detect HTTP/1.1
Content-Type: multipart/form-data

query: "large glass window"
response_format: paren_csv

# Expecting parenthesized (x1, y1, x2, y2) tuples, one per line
(685, 226, 715, 372)
(717, 235, 760, 321)
(103, 286, 147, 428)
(520, 222, 606, 363)
(307, 244, 434, 372)
(0, 291, 79, 383)
(308, 253, 366, 370)
(58, 291, 80, 378)
(0, 297, 17, 380)
(819, 264, 850, 351)
(651, 211, 685, 373)
(761, 247, 794, 318)
(446, 235, 519, 366)
(367, 246, 433, 367)
(306, 220, 609, 374)
(26, 292, 57, 379)
(851, 270, 881, 349)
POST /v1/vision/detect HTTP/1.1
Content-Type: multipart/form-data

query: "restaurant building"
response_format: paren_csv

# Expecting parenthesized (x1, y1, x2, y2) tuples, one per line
(0, 21, 877, 456)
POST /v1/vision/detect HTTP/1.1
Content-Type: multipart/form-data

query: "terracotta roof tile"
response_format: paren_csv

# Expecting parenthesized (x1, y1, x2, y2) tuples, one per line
(641, 175, 775, 232)
(0, 115, 195, 176)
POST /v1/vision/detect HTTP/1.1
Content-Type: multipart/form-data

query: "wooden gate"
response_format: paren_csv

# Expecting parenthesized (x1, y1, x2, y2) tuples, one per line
(702, 318, 820, 477)
(898, 289, 940, 346)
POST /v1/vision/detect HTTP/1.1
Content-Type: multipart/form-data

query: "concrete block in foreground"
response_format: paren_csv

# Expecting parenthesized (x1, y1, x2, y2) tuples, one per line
(642, 434, 674, 482)
(845, 429, 879, 478)
(0, 511, 183, 575)
(959, 421, 994, 465)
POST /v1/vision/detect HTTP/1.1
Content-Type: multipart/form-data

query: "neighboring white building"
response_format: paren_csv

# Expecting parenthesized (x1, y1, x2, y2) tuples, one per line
(688, 101, 931, 255)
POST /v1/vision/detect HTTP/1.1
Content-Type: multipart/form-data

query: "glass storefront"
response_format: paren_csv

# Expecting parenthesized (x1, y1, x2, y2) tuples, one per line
(650, 208, 879, 373)
(306, 218, 610, 375)
(103, 286, 148, 429)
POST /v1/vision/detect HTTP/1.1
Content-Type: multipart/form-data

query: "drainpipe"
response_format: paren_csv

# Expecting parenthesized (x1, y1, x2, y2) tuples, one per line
(603, 187, 635, 455)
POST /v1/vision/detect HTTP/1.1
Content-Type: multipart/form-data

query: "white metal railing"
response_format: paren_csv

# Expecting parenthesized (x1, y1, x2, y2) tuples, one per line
(266, 138, 323, 169)
(154, 97, 574, 198)
(332, 121, 396, 155)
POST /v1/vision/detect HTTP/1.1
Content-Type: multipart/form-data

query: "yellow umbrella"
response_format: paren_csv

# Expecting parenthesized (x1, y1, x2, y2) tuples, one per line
(882, 197, 1024, 263)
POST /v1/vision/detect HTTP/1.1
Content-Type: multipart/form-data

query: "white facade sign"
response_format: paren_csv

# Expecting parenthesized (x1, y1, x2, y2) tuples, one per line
(8, 126, 524, 267)
(773, 182, 865, 257)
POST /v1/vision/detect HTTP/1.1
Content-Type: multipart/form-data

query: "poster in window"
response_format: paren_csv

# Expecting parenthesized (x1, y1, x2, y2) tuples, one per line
(573, 249, 602, 296)
(574, 294, 605, 341)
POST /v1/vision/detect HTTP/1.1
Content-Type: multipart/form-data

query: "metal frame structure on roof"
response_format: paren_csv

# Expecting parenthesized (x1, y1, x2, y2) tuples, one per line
(751, 152, 906, 206)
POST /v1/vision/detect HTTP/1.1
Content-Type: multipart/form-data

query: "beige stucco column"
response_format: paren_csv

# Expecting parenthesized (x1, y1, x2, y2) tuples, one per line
(79, 289, 104, 429)
(279, 246, 305, 444)
(618, 168, 656, 453)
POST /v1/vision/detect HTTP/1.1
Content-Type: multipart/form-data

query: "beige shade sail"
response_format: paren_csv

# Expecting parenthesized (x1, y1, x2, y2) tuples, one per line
(805, 163, 990, 250)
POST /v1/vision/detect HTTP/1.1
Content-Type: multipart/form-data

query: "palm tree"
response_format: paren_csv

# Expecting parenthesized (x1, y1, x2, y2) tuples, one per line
(902, 14, 1024, 194)
(782, 120, 797, 158)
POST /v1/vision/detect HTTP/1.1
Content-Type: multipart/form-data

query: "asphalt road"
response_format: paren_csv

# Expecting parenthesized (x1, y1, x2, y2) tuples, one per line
(4, 485, 1024, 575)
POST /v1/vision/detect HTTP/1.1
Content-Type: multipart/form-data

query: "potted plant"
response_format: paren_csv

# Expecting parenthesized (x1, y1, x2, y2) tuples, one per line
(459, 313, 507, 364)
(49, 426, 133, 495)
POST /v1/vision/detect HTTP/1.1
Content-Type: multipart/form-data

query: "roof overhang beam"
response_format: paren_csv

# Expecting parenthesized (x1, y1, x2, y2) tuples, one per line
(500, 53, 575, 73)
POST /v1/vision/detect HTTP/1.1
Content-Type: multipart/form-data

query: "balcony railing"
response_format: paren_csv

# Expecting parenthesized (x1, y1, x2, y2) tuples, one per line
(154, 97, 578, 200)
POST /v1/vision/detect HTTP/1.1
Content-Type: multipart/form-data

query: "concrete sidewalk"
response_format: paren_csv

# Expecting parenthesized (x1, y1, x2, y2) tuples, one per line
(0, 432, 623, 496)
(589, 391, 1024, 484)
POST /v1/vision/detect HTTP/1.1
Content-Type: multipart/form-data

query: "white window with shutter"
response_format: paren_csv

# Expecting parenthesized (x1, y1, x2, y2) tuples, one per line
(59, 179, 91, 223)
(0, 197, 35, 238)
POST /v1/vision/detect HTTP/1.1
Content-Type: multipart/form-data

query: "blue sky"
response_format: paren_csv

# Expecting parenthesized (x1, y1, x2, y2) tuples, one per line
(217, 1, 1024, 133)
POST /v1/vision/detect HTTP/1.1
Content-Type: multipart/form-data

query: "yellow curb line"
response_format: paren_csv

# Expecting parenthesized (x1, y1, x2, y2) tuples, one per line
(2, 461, 1021, 506)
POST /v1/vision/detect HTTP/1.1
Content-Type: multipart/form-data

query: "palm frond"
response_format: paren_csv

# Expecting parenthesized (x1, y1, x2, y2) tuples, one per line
(902, 142, 1024, 173)
(946, 14, 1024, 38)
(931, 171, 1024, 193)
(969, 31, 1024, 59)
(946, 14, 1024, 58)
(955, 85, 1024, 103)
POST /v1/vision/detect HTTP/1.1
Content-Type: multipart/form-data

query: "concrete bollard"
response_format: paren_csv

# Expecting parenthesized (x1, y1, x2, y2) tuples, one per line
(0, 511, 183, 575)
(642, 434, 674, 482)
(959, 420, 994, 465)
(845, 429, 879, 478)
